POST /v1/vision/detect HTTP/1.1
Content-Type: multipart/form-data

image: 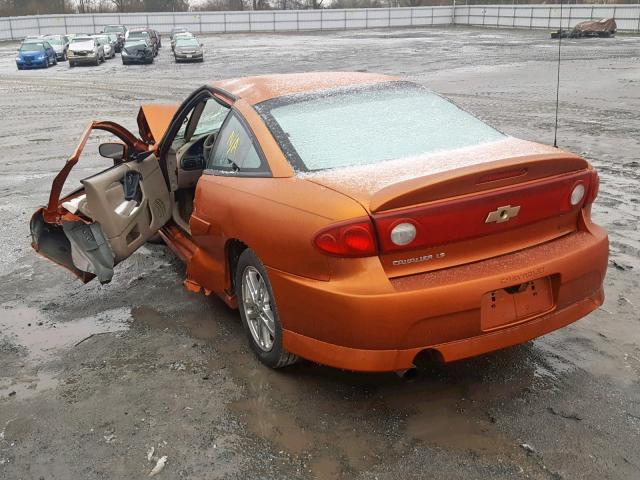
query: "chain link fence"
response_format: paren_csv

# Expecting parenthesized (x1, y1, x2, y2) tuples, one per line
(1, 4, 638, 41)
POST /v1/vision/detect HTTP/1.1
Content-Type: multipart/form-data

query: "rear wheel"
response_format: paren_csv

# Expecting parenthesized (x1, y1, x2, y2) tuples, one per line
(235, 249, 298, 369)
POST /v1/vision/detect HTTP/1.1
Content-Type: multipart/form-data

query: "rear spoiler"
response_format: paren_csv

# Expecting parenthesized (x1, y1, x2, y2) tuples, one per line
(370, 153, 588, 212)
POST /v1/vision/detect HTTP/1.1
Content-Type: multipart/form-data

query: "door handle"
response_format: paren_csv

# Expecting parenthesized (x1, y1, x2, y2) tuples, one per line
(123, 171, 142, 202)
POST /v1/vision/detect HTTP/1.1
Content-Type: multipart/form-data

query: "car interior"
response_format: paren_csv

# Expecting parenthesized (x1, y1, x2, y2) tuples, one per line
(55, 92, 270, 277)
(163, 94, 268, 234)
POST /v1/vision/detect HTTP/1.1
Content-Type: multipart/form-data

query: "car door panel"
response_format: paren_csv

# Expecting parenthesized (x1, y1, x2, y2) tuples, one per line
(81, 153, 171, 262)
(31, 121, 172, 284)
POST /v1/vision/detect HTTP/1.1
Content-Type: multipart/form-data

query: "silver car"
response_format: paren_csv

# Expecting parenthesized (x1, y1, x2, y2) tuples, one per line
(43, 35, 69, 61)
(67, 36, 105, 67)
(93, 34, 115, 59)
(173, 36, 204, 63)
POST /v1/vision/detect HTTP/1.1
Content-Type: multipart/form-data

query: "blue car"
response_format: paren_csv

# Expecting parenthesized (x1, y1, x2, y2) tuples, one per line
(16, 40, 58, 70)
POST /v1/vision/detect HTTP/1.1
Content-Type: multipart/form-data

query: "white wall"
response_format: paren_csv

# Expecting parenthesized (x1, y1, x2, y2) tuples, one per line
(0, 5, 638, 42)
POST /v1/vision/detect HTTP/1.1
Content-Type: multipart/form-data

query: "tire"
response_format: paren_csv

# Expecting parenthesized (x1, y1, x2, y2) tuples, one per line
(235, 249, 298, 369)
(52, 56, 57, 66)
(44, 57, 49, 68)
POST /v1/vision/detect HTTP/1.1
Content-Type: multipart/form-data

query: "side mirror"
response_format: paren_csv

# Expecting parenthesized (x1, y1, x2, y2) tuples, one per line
(99, 142, 126, 161)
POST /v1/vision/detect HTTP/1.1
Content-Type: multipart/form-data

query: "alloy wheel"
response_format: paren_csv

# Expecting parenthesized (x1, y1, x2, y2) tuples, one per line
(241, 266, 275, 352)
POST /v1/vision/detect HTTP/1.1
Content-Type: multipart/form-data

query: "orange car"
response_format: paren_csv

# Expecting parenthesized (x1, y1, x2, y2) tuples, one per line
(31, 72, 608, 372)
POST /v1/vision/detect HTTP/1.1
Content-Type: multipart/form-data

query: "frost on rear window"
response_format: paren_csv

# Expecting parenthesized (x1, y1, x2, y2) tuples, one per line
(256, 83, 505, 172)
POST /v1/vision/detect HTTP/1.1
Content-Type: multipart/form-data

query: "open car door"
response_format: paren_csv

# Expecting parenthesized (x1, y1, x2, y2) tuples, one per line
(31, 118, 174, 284)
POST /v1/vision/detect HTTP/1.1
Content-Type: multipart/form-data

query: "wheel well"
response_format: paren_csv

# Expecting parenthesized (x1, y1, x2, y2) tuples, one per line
(227, 239, 248, 292)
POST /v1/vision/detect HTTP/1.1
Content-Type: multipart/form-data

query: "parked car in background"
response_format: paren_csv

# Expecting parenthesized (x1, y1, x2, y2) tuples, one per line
(171, 32, 194, 52)
(43, 35, 69, 61)
(107, 33, 120, 53)
(103, 24, 127, 52)
(121, 38, 154, 65)
(126, 28, 158, 56)
(94, 34, 115, 59)
(16, 39, 57, 69)
(67, 36, 105, 67)
(169, 27, 187, 40)
(173, 36, 204, 63)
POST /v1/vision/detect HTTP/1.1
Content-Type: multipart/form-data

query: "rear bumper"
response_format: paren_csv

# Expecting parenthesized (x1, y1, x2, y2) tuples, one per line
(270, 224, 608, 372)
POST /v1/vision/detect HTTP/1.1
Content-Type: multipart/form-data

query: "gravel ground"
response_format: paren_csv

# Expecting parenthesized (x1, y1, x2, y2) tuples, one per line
(0, 27, 639, 480)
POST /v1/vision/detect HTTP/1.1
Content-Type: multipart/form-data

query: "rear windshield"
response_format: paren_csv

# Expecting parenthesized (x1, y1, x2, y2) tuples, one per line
(176, 38, 198, 47)
(125, 39, 147, 47)
(129, 31, 149, 39)
(256, 83, 505, 172)
(104, 26, 124, 33)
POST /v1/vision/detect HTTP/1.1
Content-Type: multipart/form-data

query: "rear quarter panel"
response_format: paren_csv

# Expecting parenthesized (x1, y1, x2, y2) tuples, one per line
(190, 174, 367, 288)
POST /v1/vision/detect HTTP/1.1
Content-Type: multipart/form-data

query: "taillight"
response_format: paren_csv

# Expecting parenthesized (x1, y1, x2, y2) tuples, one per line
(314, 218, 378, 257)
(390, 221, 417, 246)
(570, 183, 586, 206)
(585, 170, 599, 205)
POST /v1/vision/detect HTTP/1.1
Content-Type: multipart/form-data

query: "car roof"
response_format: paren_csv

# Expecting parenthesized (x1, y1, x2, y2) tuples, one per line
(210, 71, 399, 106)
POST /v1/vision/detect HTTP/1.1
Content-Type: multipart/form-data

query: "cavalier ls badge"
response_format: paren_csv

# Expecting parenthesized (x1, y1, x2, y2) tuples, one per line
(485, 205, 521, 224)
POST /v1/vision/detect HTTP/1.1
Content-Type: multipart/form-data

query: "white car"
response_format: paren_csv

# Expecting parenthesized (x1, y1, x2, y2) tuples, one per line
(67, 36, 105, 67)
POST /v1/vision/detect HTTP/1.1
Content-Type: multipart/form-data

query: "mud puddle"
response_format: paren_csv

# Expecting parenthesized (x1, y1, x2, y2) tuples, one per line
(0, 304, 131, 360)
(0, 304, 131, 399)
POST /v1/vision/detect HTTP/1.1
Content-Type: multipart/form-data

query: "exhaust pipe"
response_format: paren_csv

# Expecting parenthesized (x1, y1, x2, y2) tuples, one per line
(395, 367, 418, 379)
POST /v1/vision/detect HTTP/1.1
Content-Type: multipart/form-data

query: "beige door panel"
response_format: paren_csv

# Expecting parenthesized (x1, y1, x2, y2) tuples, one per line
(81, 154, 172, 263)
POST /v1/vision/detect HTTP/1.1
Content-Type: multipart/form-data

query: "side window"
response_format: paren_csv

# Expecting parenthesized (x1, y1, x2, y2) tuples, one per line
(192, 99, 230, 137)
(207, 114, 265, 174)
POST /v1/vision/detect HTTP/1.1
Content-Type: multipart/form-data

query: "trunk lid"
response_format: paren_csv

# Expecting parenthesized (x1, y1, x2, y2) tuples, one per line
(304, 138, 593, 278)
(137, 103, 179, 144)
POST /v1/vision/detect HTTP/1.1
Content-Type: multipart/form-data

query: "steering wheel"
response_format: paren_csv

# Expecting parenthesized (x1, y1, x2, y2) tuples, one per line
(202, 132, 217, 161)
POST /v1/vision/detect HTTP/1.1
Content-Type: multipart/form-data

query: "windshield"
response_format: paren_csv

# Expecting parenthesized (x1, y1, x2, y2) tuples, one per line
(129, 31, 149, 39)
(257, 83, 505, 172)
(44, 37, 62, 45)
(20, 42, 45, 52)
(104, 26, 124, 33)
(176, 39, 199, 48)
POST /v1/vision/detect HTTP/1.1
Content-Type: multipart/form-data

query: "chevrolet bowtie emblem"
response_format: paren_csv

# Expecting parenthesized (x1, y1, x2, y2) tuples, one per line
(485, 205, 521, 224)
